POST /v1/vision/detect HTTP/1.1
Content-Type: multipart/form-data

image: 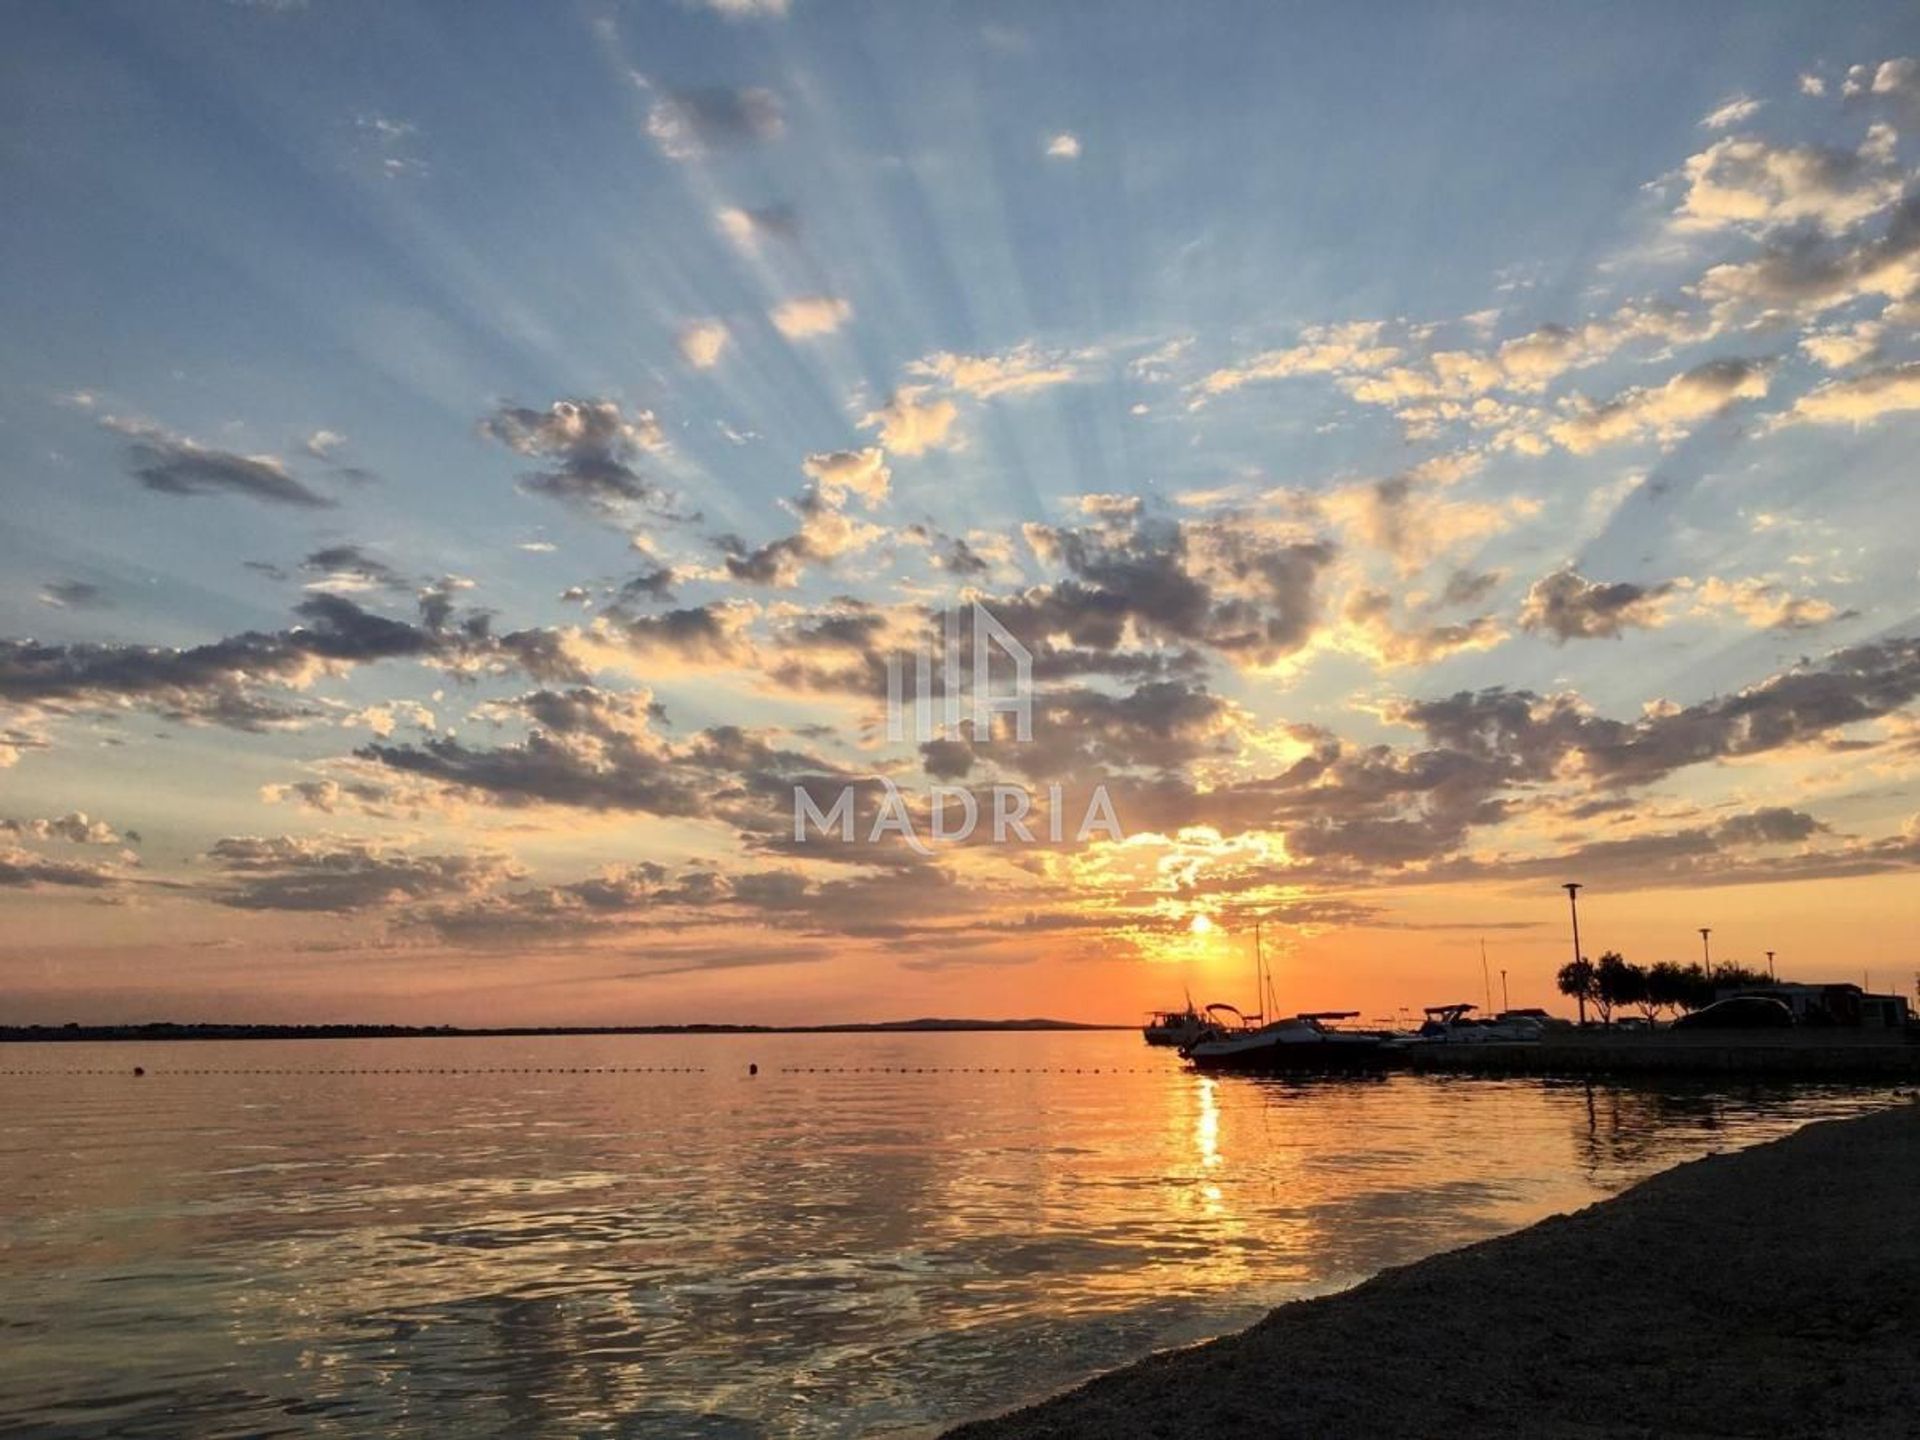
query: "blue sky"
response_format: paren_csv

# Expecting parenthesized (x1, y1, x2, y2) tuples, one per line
(4, 1, 1920, 1023)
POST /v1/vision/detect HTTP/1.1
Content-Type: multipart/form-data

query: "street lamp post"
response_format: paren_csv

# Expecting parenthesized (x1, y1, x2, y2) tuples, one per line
(1563, 882, 1586, 1028)
(1501, 968, 1510, 1013)
(1699, 928, 1713, 983)
(1766, 949, 1776, 981)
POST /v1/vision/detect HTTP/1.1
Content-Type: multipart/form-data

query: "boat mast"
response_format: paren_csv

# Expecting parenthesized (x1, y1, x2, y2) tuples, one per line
(1249, 919, 1262, 1023)
(1254, 918, 1276, 1022)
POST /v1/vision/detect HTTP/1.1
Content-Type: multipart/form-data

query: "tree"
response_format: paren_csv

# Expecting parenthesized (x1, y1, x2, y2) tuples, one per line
(1602, 953, 1659, 1025)
(1668, 962, 1718, 1012)
(1557, 956, 1597, 1024)
(1714, 963, 1774, 992)
(1645, 961, 1694, 1020)
(1594, 951, 1639, 1027)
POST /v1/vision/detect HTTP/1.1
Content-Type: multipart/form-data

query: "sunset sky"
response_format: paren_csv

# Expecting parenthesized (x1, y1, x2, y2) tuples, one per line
(5, 2, 1920, 1026)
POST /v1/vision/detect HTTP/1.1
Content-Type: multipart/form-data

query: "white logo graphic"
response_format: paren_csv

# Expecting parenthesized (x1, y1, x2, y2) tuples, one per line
(884, 602, 1032, 744)
(794, 602, 1123, 851)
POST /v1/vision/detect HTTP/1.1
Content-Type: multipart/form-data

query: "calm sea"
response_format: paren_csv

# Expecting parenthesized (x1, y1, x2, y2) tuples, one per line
(0, 1031, 1898, 1438)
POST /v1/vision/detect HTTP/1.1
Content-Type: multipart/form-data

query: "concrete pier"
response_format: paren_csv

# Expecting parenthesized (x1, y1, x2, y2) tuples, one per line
(1405, 1029, 1920, 1078)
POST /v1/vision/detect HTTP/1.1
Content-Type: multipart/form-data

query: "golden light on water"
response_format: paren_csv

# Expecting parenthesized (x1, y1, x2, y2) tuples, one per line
(1194, 1077, 1222, 1173)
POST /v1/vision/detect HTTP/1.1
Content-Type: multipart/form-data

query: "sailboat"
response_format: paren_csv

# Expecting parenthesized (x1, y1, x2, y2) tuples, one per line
(1181, 920, 1390, 1072)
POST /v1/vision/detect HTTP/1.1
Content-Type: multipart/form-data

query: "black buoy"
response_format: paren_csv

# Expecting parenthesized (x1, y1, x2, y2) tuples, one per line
(749, 1062, 758, 1076)
(133, 1066, 145, 1076)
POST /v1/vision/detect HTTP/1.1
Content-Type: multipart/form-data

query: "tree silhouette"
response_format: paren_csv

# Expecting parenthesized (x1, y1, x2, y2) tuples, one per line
(1556, 956, 1597, 1024)
(1593, 951, 1638, 1027)
(1645, 961, 1695, 1019)
(1712, 963, 1774, 991)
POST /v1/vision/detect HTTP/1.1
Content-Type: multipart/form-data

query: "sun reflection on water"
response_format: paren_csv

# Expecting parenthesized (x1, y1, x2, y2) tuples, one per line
(0, 1033, 1898, 1439)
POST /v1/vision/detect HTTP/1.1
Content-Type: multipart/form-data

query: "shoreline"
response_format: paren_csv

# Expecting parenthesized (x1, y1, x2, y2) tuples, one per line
(946, 1099, 1920, 1439)
(0, 1019, 1121, 1043)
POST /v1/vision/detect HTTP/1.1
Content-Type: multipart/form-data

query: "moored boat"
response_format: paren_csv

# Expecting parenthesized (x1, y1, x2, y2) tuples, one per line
(1182, 1011, 1391, 1071)
(1386, 1002, 1546, 1048)
(1141, 1004, 1212, 1047)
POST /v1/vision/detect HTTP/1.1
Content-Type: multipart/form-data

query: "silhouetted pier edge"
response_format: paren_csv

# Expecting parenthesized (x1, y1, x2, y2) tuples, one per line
(946, 1101, 1920, 1439)
(1407, 1030, 1920, 1078)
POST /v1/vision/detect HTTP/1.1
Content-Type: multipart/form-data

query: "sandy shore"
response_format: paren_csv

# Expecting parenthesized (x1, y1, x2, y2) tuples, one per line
(946, 1100, 1919, 1440)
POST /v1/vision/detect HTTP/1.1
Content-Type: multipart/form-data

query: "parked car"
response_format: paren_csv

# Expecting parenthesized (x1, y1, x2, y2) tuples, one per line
(1671, 996, 1794, 1030)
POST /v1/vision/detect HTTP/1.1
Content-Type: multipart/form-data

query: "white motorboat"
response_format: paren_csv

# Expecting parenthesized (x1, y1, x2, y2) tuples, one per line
(1183, 1010, 1391, 1071)
(1141, 1004, 1213, 1047)
(1389, 1002, 1546, 1047)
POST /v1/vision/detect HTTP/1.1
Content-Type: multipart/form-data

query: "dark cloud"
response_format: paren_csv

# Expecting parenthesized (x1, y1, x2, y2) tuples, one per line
(1714, 806, 1828, 846)
(1025, 513, 1337, 665)
(414, 576, 467, 633)
(720, 531, 812, 586)
(481, 400, 680, 521)
(1056, 641, 1920, 880)
(109, 421, 333, 508)
(906, 525, 993, 576)
(617, 566, 678, 604)
(361, 735, 703, 818)
(206, 835, 516, 913)
(39, 580, 110, 610)
(1420, 811, 1916, 894)
(1, 811, 123, 844)
(975, 680, 1235, 780)
(1401, 635, 1920, 790)
(0, 846, 119, 889)
(0, 594, 580, 733)
(1700, 189, 1920, 317)
(711, 452, 891, 588)
(262, 775, 427, 819)
(358, 686, 840, 821)
(937, 536, 992, 576)
(646, 87, 784, 159)
(919, 738, 975, 780)
(609, 603, 752, 664)
(358, 730, 644, 810)
(758, 589, 1211, 707)
(412, 861, 824, 944)
(1519, 569, 1670, 642)
(1437, 567, 1504, 609)
(301, 544, 409, 592)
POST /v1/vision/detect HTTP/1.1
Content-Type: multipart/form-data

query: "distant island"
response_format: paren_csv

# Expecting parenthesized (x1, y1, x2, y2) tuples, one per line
(0, 1018, 1122, 1043)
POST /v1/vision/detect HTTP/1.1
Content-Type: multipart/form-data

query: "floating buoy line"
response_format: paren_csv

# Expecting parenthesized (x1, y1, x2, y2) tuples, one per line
(0, 1064, 1162, 1077)
(0, 1066, 707, 1076)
